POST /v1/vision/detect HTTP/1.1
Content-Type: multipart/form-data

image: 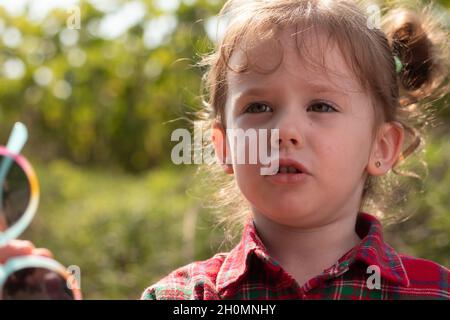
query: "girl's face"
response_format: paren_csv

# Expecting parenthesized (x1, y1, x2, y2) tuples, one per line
(214, 27, 403, 228)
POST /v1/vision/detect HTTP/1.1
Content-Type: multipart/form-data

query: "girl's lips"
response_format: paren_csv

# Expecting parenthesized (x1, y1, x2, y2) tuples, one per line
(265, 171, 310, 184)
(268, 158, 311, 175)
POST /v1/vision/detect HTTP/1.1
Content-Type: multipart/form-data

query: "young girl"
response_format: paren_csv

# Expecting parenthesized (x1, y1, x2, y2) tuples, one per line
(141, 0, 450, 300)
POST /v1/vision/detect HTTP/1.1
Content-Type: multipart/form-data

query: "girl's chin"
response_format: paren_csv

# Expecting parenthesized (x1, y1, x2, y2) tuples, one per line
(254, 203, 314, 222)
(264, 172, 310, 185)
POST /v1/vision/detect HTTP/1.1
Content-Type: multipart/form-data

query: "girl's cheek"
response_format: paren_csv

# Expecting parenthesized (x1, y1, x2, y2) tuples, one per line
(312, 138, 347, 168)
(234, 113, 273, 130)
(235, 166, 260, 189)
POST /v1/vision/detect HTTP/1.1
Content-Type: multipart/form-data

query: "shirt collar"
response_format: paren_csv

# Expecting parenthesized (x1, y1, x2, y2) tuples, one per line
(216, 212, 409, 296)
(344, 212, 410, 287)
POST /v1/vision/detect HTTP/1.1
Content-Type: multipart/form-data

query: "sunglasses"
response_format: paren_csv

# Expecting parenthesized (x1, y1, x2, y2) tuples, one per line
(0, 123, 82, 300)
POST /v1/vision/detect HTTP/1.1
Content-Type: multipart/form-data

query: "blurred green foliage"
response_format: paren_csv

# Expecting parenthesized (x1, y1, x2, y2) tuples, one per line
(0, 0, 220, 172)
(24, 161, 224, 299)
(0, 0, 449, 299)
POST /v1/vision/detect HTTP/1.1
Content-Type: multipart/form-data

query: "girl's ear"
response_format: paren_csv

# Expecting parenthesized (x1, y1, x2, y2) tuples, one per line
(212, 121, 234, 174)
(367, 121, 404, 176)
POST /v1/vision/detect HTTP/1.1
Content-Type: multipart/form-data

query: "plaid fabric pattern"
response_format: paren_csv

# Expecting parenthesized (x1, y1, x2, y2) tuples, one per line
(141, 212, 449, 300)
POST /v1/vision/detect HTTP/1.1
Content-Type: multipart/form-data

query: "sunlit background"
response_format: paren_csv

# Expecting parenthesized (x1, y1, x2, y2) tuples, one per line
(0, 0, 449, 299)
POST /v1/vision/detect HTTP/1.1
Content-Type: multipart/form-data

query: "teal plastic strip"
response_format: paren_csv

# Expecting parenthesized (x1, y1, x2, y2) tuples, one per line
(6, 122, 28, 154)
(0, 122, 31, 245)
(0, 256, 67, 288)
(0, 122, 28, 192)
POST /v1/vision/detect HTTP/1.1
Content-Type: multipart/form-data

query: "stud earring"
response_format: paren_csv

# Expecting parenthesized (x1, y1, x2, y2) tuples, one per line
(375, 161, 381, 168)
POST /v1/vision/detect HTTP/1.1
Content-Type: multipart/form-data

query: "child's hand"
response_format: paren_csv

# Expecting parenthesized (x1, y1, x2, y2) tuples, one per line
(0, 240, 53, 264)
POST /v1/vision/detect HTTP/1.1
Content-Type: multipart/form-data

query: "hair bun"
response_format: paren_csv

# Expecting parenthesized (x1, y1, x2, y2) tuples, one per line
(389, 10, 433, 91)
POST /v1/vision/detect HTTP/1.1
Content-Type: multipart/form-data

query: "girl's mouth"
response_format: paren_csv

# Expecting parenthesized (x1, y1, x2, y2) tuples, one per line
(277, 165, 302, 174)
(267, 165, 309, 184)
(261, 158, 311, 184)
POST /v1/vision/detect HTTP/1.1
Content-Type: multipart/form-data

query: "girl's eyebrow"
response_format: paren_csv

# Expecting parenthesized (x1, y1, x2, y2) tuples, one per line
(233, 87, 268, 104)
(233, 82, 349, 105)
(306, 82, 349, 96)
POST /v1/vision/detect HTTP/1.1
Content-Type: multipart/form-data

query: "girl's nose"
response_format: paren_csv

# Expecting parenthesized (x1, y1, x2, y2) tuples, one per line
(276, 117, 303, 149)
(277, 137, 300, 147)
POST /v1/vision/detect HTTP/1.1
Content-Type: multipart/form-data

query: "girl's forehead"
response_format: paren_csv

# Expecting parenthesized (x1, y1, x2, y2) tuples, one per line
(226, 27, 363, 94)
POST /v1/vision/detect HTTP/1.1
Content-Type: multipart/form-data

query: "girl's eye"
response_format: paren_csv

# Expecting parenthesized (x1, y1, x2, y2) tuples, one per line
(244, 103, 273, 113)
(307, 102, 337, 113)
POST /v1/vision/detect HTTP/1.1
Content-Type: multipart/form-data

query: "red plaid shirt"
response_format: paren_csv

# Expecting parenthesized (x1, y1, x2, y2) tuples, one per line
(141, 212, 449, 300)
